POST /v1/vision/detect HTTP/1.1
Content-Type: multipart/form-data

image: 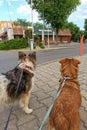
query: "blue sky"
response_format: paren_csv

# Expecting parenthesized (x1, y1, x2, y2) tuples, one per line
(0, 0, 87, 30)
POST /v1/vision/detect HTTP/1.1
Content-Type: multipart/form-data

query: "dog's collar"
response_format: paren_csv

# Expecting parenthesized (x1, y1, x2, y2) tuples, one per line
(63, 76, 74, 80)
(61, 76, 71, 86)
(59, 76, 73, 86)
(59, 76, 72, 83)
(59, 76, 79, 90)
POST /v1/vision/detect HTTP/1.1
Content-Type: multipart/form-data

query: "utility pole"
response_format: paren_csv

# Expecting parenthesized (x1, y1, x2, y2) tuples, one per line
(31, 0, 34, 40)
(42, 0, 44, 44)
(30, 0, 34, 50)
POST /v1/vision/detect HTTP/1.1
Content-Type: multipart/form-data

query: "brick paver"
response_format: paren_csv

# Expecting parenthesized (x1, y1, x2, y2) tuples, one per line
(0, 54, 87, 130)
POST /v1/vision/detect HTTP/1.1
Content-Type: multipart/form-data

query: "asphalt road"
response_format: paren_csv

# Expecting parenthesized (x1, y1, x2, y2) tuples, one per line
(0, 44, 87, 73)
(37, 43, 87, 64)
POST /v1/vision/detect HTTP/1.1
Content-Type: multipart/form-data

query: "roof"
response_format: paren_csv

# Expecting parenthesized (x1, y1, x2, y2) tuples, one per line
(58, 29, 71, 36)
(0, 32, 7, 38)
(13, 27, 27, 35)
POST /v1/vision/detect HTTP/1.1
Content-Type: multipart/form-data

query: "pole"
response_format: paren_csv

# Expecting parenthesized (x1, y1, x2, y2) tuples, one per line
(48, 30, 49, 48)
(42, 0, 44, 44)
(30, 0, 34, 50)
(53, 31, 55, 41)
(42, 30, 44, 43)
(80, 35, 84, 56)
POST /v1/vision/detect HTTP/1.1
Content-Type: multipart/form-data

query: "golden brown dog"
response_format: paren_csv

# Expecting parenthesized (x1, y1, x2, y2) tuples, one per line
(48, 58, 81, 130)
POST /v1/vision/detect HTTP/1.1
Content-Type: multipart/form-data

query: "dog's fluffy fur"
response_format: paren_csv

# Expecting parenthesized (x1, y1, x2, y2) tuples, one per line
(0, 51, 36, 114)
(48, 58, 82, 130)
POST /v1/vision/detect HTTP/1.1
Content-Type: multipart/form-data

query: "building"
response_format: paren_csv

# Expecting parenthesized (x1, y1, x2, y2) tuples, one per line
(0, 21, 14, 30)
(0, 21, 27, 40)
(58, 29, 71, 43)
(0, 21, 71, 44)
(35, 29, 71, 44)
(12, 27, 27, 39)
(0, 21, 14, 40)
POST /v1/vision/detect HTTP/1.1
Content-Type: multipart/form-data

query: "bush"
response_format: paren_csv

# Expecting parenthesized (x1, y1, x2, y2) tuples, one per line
(0, 38, 28, 50)
(33, 43, 36, 49)
(39, 42, 45, 49)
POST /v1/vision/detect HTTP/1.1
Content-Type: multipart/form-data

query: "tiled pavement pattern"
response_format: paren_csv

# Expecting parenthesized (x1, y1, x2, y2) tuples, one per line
(0, 54, 87, 130)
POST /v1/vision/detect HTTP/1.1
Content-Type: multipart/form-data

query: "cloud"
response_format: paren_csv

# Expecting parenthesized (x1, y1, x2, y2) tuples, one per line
(9, 11, 14, 15)
(70, 9, 87, 20)
(17, 4, 31, 15)
(0, 0, 3, 6)
(81, 0, 87, 4)
(68, 0, 87, 29)
(16, 4, 39, 22)
(7, 0, 18, 2)
(6, 0, 19, 6)
(68, 0, 87, 23)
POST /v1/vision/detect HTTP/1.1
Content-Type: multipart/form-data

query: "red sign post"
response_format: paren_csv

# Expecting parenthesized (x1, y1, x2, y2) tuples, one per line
(80, 35, 84, 56)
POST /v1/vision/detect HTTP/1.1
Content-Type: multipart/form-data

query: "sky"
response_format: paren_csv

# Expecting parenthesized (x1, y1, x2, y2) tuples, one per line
(0, 0, 87, 30)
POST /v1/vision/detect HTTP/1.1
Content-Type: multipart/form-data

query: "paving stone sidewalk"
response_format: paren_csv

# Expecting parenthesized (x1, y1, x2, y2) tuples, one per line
(0, 54, 87, 130)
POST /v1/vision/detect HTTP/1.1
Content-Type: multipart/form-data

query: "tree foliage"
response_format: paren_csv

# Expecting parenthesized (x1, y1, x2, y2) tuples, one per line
(84, 19, 87, 39)
(26, 0, 80, 33)
(14, 18, 32, 26)
(33, 22, 46, 33)
(63, 22, 81, 42)
(25, 28, 32, 45)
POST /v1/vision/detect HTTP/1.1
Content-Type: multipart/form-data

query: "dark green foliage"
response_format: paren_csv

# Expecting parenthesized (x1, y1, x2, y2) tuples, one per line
(63, 22, 81, 42)
(16, 19, 31, 26)
(39, 42, 45, 49)
(34, 22, 43, 31)
(33, 44, 36, 49)
(25, 29, 32, 39)
(84, 19, 87, 39)
(34, 35, 40, 45)
(0, 38, 28, 50)
(34, 22, 46, 32)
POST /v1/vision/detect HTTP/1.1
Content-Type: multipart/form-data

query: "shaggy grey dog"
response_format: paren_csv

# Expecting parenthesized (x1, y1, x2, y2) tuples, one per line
(0, 51, 36, 114)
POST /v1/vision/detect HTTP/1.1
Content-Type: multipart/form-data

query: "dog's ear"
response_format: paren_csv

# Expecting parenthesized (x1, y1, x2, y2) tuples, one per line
(28, 51, 36, 60)
(59, 58, 68, 64)
(72, 58, 81, 65)
(18, 51, 26, 60)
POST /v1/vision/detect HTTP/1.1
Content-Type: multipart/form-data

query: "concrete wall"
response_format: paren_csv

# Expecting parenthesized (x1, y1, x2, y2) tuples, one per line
(7, 28, 14, 40)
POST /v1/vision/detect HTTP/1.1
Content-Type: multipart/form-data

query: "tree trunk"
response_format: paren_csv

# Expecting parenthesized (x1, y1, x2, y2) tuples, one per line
(55, 28, 59, 44)
(28, 37, 30, 46)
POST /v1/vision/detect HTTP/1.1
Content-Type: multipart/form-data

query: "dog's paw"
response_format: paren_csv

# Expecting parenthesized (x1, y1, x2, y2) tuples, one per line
(24, 108, 33, 114)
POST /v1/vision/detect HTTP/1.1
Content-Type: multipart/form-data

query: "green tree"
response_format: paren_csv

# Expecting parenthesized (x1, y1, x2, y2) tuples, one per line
(34, 35, 40, 46)
(33, 22, 47, 35)
(26, 0, 80, 40)
(14, 21, 20, 26)
(25, 28, 32, 45)
(84, 19, 87, 39)
(34, 22, 44, 32)
(16, 18, 32, 26)
(63, 22, 81, 42)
